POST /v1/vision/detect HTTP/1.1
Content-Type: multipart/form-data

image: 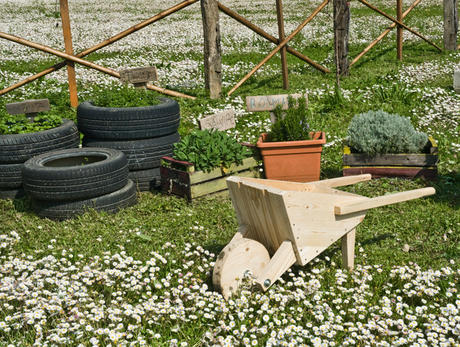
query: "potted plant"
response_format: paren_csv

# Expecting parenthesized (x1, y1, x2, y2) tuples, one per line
(160, 129, 260, 200)
(256, 97, 326, 182)
(343, 110, 438, 179)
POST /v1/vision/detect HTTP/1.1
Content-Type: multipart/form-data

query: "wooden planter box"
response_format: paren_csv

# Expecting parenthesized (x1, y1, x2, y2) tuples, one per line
(160, 156, 260, 201)
(343, 137, 438, 180)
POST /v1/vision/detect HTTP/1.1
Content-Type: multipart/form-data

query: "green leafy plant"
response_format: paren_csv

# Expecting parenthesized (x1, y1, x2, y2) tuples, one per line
(173, 129, 252, 172)
(89, 84, 161, 108)
(266, 96, 312, 142)
(0, 113, 63, 135)
(347, 110, 429, 155)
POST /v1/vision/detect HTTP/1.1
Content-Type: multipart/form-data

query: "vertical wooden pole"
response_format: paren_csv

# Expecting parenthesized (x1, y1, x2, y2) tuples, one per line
(59, 0, 78, 107)
(201, 0, 222, 99)
(444, 0, 458, 50)
(396, 0, 403, 60)
(276, 0, 289, 89)
(333, 0, 350, 76)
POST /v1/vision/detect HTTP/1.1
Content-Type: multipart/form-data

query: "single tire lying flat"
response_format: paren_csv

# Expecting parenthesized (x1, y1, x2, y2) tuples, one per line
(82, 132, 179, 170)
(77, 99, 180, 140)
(0, 163, 23, 189)
(0, 188, 25, 200)
(129, 167, 161, 192)
(0, 119, 80, 164)
(32, 179, 137, 220)
(23, 147, 128, 201)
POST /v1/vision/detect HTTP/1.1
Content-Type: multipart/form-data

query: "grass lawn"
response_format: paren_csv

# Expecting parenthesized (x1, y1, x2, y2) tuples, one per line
(0, 0, 459, 346)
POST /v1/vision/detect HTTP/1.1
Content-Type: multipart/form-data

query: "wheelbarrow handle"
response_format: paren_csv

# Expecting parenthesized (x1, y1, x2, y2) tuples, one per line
(334, 187, 435, 215)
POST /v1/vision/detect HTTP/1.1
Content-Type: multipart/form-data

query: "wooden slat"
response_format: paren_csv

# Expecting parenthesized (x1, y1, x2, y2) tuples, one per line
(191, 169, 255, 198)
(343, 153, 439, 166)
(342, 166, 438, 179)
(60, 0, 78, 107)
(334, 187, 435, 215)
(191, 157, 258, 184)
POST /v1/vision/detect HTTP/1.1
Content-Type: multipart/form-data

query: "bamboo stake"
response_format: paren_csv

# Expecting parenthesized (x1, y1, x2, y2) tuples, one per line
(60, 0, 79, 107)
(276, 0, 289, 89)
(0, 0, 198, 97)
(358, 0, 442, 51)
(217, 2, 329, 73)
(350, 0, 421, 66)
(396, 0, 403, 60)
(228, 0, 329, 96)
(0, 31, 195, 99)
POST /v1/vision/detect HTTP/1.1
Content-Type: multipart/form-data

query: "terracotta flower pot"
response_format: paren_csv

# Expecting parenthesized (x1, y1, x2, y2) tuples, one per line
(256, 131, 326, 182)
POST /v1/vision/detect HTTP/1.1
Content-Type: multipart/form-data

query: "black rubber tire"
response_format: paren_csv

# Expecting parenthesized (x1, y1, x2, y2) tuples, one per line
(23, 147, 128, 201)
(77, 98, 180, 140)
(0, 163, 23, 189)
(128, 167, 161, 192)
(32, 179, 137, 220)
(0, 188, 25, 200)
(82, 132, 179, 171)
(0, 119, 80, 164)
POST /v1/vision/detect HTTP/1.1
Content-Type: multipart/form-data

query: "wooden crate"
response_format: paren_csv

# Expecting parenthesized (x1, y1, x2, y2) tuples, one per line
(343, 137, 438, 180)
(160, 156, 260, 201)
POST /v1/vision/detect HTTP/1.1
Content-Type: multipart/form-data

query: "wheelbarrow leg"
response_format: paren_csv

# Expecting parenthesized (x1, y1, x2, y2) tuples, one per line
(256, 240, 297, 291)
(341, 228, 356, 270)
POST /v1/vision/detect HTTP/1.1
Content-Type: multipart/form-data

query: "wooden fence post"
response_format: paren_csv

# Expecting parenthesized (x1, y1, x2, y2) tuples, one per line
(201, 0, 222, 99)
(60, 0, 79, 107)
(396, 0, 403, 60)
(334, 0, 350, 76)
(444, 0, 458, 50)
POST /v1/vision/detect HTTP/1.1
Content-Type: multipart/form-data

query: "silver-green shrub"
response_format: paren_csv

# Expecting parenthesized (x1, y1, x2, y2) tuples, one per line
(347, 110, 428, 155)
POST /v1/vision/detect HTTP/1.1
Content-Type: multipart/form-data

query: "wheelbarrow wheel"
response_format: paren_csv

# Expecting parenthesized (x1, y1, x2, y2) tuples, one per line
(213, 238, 270, 300)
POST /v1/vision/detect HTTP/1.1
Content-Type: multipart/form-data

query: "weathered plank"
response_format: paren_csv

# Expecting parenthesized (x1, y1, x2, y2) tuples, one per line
(443, 0, 458, 51)
(199, 109, 236, 130)
(201, 0, 222, 98)
(191, 169, 256, 198)
(246, 93, 307, 112)
(454, 70, 460, 93)
(119, 67, 158, 85)
(343, 166, 438, 180)
(190, 157, 258, 184)
(6, 99, 50, 115)
(333, 0, 350, 76)
(343, 153, 439, 166)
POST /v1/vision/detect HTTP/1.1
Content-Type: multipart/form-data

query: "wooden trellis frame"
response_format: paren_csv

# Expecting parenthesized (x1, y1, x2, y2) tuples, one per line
(0, 0, 198, 103)
(224, 0, 331, 96)
(350, 0, 443, 67)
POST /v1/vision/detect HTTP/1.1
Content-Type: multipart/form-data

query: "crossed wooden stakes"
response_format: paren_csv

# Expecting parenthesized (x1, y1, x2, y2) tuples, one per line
(351, 0, 442, 66)
(225, 0, 331, 96)
(0, 0, 198, 101)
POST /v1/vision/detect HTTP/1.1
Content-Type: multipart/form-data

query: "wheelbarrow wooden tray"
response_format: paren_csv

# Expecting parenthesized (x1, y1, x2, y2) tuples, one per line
(213, 174, 435, 299)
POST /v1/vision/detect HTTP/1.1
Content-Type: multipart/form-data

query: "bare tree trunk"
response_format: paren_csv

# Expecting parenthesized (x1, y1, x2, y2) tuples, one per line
(201, 0, 222, 98)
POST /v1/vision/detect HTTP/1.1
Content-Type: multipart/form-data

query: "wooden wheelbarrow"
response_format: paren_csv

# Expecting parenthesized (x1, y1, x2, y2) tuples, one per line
(213, 174, 435, 299)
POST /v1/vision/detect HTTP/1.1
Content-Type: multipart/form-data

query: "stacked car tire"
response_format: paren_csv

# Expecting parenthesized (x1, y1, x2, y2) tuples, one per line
(77, 98, 181, 192)
(0, 119, 80, 199)
(22, 147, 137, 220)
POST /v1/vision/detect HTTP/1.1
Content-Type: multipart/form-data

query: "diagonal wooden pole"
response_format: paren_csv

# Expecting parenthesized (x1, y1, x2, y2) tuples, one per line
(358, 0, 443, 52)
(217, 2, 329, 73)
(0, 0, 198, 97)
(60, 0, 78, 107)
(350, 0, 421, 66)
(228, 0, 329, 96)
(0, 31, 195, 99)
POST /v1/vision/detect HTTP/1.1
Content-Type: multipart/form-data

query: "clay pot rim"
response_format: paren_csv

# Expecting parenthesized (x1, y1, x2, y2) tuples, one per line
(256, 131, 326, 149)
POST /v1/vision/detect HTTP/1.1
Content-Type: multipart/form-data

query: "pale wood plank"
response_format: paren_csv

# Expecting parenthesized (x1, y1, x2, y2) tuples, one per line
(256, 240, 296, 290)
(334, 187, 435, 215)
(341, 228, 356, 270)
